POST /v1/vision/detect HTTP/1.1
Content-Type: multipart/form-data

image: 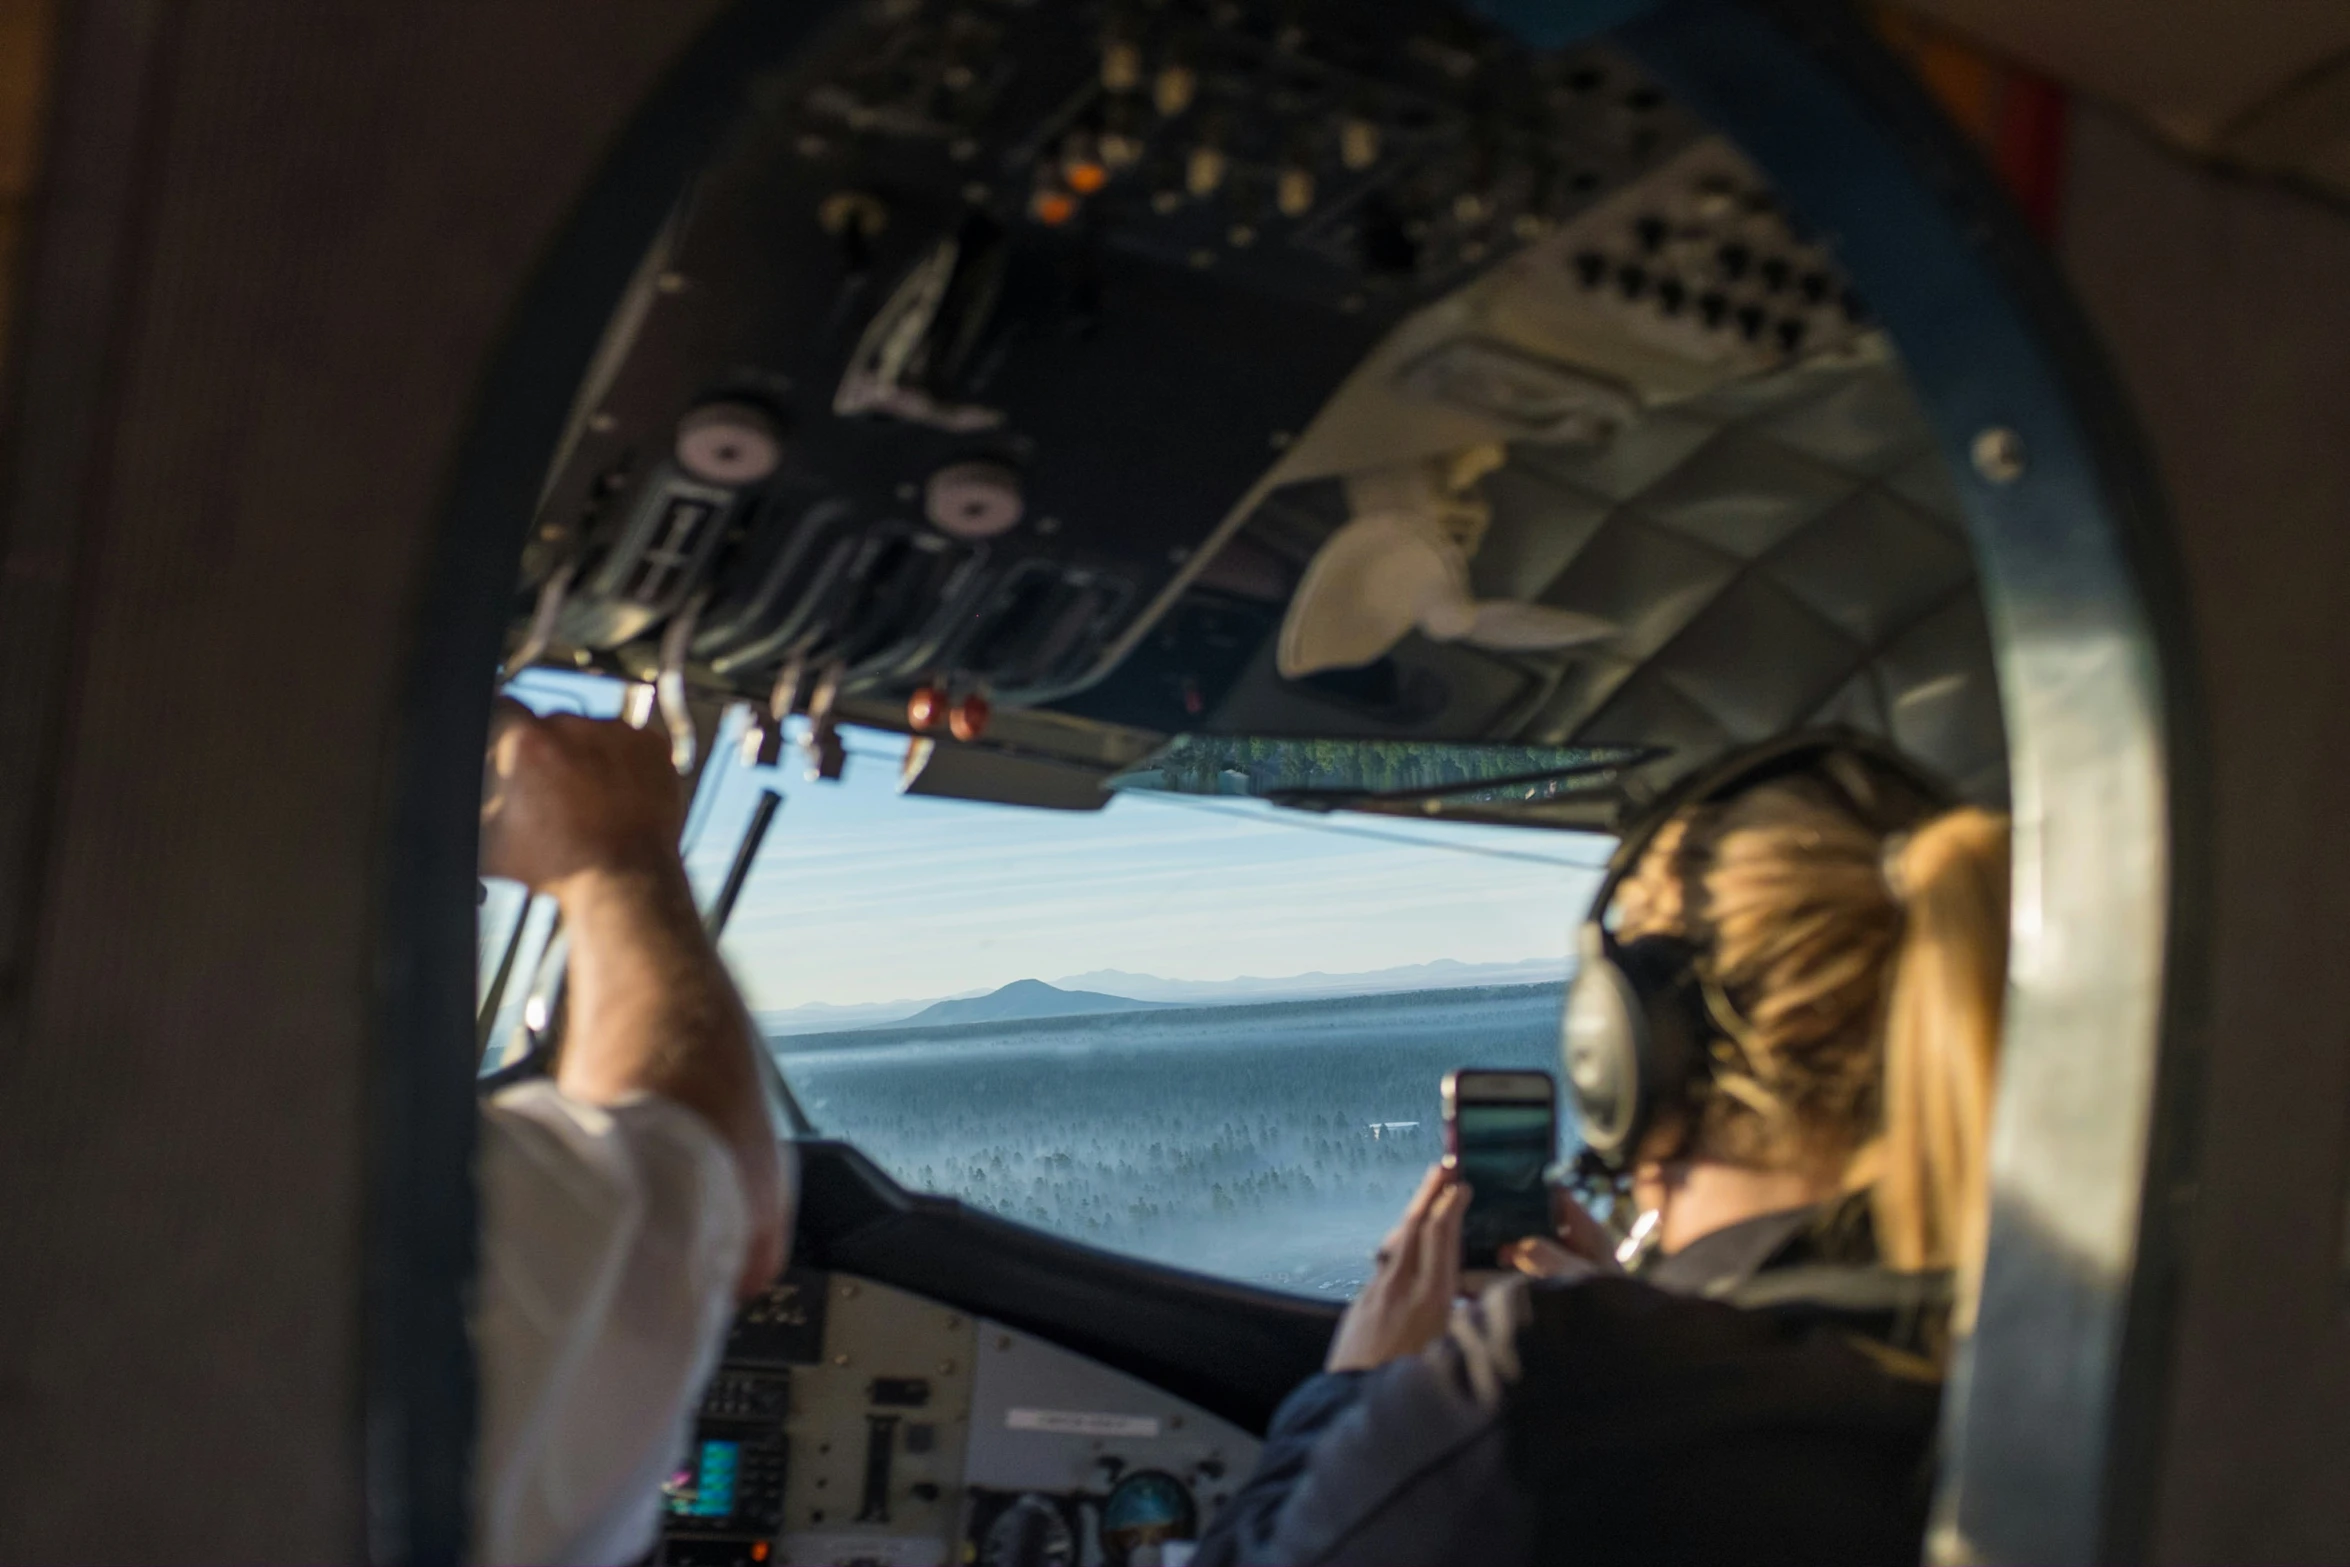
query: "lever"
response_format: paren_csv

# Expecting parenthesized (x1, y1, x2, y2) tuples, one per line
(801, 661, 847, 782)
(705, 790, 783, 939)
(475, 892, 538, 1055)
(502, 921, 570, 1076)
(621, 681, 656, 729)
(748, 654, 808, 769)
(499, 560, 576, 685)
(655, 590, 706, 775)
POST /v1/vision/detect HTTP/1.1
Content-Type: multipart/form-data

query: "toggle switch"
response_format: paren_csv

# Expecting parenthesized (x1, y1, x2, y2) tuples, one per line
(949, 692, 991, 743)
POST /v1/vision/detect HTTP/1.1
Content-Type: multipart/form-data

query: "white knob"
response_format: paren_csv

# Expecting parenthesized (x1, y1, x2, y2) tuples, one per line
(924, 461, 1025, 539)
(675, 401, 784, 487)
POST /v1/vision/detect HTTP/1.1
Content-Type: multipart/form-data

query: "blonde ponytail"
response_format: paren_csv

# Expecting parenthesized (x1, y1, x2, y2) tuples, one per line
(1869, 808, 2010, 1328)
(1624, 784, 2013, 1331)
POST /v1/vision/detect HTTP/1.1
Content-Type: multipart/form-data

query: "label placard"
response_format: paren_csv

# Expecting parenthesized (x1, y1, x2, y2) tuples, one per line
(1005, 1406, 1161, 1439)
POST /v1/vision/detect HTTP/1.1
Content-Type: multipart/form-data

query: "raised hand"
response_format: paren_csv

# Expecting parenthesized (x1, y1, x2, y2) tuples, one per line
(480, 699, 686, 895)
(1325, 1165, 1470, 1372)
(1498, 1181, 1622, 1280)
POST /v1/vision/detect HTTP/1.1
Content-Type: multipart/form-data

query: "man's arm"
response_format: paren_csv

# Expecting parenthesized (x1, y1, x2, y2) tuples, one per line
(481, 703, 788, 1296)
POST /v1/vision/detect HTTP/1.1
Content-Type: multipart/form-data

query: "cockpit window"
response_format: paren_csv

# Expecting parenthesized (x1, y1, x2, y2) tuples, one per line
(480, 672, 1605, 1297)
(723, 728, 1597, 1297)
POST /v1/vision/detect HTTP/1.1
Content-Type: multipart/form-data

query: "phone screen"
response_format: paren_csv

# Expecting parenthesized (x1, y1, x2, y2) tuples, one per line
(1452, 1098, 1556, 1268)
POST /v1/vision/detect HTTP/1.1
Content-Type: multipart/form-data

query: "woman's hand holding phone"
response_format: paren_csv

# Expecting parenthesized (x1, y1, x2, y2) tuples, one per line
(1325, 1165, 1470, 1372)
(1326, 1167, 1625, 1374)
(1497, 1183, 1621, 1279)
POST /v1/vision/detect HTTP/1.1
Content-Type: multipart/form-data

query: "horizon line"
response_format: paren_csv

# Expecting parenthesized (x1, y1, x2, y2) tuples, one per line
(754, 955, 1572, 1018)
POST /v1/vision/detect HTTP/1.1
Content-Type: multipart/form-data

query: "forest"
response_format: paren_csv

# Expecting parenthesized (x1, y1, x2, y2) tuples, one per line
(776, 983, 1569, 1295)
(1111, 734, 1643, 808)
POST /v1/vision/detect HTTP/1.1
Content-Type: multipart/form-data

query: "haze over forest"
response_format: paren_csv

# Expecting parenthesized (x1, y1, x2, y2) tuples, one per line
(783, 982, 1570, 1293)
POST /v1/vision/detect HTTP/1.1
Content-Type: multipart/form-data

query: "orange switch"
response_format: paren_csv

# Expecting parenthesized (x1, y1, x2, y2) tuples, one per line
(949, 692, 992, 742)
(907, 683, 949, 732)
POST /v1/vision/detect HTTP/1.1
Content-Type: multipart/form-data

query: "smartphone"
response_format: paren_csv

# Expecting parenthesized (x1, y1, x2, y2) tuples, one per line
(1442, 1069, 1558, 1268)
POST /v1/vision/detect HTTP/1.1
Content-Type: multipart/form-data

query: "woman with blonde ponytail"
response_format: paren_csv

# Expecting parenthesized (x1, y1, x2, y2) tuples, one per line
(1873, 807, 2011, 1325)
(1200, 741, 2012, 1567)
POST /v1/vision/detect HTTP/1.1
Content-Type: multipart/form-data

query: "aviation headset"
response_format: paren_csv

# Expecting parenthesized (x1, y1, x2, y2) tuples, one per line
(1561, 729, 1956, 1178)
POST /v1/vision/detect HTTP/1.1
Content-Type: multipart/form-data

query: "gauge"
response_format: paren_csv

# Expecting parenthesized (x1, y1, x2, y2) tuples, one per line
(979, 1492, 1075, 1567)
(1102, 1470, 1198, 1567)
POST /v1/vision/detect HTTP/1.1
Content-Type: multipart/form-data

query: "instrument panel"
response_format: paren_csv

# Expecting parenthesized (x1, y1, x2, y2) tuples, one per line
(516, 0, 1713, 735)
(661, 1270, 1259, 1567)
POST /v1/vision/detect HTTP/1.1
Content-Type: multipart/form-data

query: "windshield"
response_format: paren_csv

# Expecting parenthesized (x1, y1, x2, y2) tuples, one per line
(483, 673, 1609, 1296)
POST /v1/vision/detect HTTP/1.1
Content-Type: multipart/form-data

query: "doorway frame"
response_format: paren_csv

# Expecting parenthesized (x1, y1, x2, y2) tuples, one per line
(378, 3, 2199, 1559)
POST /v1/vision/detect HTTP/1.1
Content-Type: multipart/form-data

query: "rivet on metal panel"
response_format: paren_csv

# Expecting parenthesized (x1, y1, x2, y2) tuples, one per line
(1970, 426, 2026, 483)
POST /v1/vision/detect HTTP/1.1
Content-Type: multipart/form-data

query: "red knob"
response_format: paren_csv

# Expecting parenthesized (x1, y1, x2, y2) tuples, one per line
(948, 691, 991, 742)
(907, 683, 949, 733)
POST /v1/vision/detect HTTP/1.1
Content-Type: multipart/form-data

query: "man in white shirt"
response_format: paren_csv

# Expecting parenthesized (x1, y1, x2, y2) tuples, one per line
(472, 704, 791, 1565)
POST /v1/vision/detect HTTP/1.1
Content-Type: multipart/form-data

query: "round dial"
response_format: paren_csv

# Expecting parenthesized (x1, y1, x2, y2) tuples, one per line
(979, 1492, 1075, 1567)
(1101, 1470, 1198, 1567)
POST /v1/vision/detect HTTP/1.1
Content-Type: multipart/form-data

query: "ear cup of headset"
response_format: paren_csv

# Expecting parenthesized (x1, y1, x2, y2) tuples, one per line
(1562, 926, 1713, 1169)
(1563, 925, 1642, 1161)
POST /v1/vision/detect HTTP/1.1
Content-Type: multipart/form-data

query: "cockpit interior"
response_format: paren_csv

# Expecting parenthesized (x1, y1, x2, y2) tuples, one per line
(7, 0, 2350, 1561)
(485, 15, 2016, 1558)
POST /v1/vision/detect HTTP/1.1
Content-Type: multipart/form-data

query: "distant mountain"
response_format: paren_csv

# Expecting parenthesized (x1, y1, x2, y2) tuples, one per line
(759, 959, 1570, 1039)
(1050, 957, 1567, 1006)
(759, 994, 983, 1036)
(899, 979, 1177, 1028)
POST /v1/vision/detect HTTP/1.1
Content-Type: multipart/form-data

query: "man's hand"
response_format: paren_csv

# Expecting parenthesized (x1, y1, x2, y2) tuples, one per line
(480, 699, 789, 1300)
(481, 699, 685, 896)
(1325, 1165, 1469, 1372)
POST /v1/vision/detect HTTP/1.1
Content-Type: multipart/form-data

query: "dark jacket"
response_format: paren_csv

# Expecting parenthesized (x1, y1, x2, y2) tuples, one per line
(1194, 1204, 1946, 1567)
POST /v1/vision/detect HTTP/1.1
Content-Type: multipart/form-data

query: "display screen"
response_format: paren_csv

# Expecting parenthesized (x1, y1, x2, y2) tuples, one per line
(667, 1438, 741, 1521)
(1453, 1100, 1555, 1267)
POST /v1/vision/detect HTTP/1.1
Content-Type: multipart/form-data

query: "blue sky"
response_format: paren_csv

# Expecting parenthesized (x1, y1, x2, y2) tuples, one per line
(502, 671, 1611, 1014)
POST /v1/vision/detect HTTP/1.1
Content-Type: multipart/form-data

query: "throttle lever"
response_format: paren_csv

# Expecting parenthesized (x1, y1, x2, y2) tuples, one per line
(746, 654, 808, 768)
(654, 590, 706, 775)
(801, 660, 847, 781)
(499, 559, 576, 686)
